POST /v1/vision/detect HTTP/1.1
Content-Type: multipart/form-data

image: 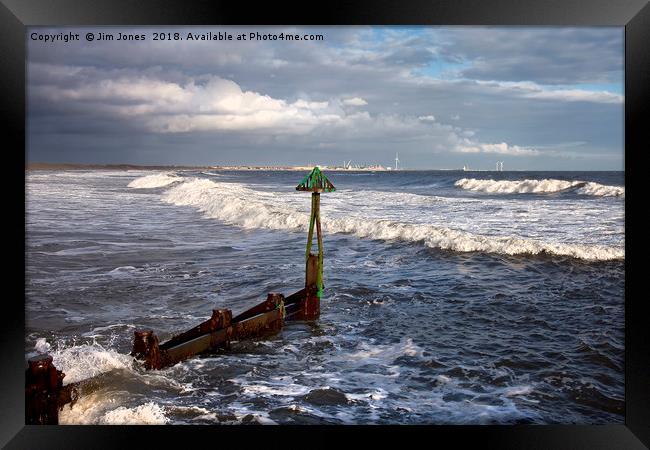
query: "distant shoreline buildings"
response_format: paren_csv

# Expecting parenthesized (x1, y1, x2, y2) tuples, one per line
(27, 161, 518, 172)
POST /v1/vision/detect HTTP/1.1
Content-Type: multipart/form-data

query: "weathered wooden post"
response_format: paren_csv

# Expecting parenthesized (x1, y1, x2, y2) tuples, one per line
(25, 354, 103, 424)
(295, 167, 335, 320)
(25, 355, 64, 424)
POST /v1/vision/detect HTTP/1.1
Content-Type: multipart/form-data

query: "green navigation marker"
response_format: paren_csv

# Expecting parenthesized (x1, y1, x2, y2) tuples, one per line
(296, 167, 335, 309)
(295, 166, 336, 193)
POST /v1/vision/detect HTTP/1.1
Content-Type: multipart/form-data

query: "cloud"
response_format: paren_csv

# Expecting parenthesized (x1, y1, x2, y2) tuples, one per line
(32, 63, 545, 160)
(522, 88, 622, 104)
(342, 97, 368, 106)
(26, 26, 624, 169)
(435, 27, 623, 85)
(471, 80, 623, 104)
(455, 140, 539, 156)
(33, 70, 344, 134)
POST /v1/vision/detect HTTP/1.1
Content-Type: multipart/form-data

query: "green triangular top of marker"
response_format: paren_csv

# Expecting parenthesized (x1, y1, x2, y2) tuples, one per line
(295, 166, 336, 192)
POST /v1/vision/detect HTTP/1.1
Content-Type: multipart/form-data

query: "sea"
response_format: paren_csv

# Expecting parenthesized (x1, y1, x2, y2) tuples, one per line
(25, 169, 625, 425)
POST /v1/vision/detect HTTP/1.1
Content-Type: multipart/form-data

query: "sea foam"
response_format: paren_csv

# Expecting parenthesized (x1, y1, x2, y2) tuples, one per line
(100, 402, 169, 425)
(59, 394, 169, 425)
(160, 178, 623, 261)
(50, 341, 135, 385)
(42, 339, 174, 424)
(576, 182, 625, 197)
(455, 178, 624, 197)
(128, 173, 181, 189)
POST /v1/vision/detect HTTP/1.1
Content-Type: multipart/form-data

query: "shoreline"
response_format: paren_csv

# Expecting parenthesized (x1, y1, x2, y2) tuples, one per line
(25, 163, 622, 173)
(26, 162, 398, 172)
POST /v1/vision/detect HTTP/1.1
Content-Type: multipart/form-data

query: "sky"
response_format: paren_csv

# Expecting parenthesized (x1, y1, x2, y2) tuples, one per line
(27, 26, 624, 170)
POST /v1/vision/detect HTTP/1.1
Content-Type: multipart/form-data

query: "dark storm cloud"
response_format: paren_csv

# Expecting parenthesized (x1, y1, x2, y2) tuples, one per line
(434, 27, 623, 85)
(27, 26, 623, 169)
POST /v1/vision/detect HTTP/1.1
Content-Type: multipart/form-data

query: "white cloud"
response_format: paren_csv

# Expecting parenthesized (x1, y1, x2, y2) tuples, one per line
(523, 88, 622, 103)
(35, 72, 345, 134)
(473, 79, 623, 104)
(37, 70, 484, 142)
(26, 27, 623, 169)
(293, 99, 329, 109)
(342, 97, 368, 106)
(455, 140, 539, 156)
(28, 53, 618, 166)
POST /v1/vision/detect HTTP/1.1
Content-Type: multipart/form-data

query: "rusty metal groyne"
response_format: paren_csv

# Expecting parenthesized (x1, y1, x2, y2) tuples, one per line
(25, 167, 335, 424)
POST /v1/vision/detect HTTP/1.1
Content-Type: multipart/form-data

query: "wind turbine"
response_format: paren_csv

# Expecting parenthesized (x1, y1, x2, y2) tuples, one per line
(395, 152, 400, 170)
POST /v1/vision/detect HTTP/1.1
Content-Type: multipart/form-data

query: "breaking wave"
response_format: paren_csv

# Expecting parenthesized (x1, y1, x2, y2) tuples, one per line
(455, 178, 624, 197)
(35, 338, 176, 424)
(49, 341, 135, 385)
(128, 173, 181, 189)
(576, 182, 625, 197)
(160, 178, 623, 261)
(59, 395, 169, 425)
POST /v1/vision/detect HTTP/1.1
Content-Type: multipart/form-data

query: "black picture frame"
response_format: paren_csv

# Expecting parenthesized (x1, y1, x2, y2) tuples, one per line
(2, 0, 647, 448)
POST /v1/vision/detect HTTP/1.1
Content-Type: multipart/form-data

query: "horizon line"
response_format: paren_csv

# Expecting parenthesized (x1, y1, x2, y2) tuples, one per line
(25, 162, 624, 172)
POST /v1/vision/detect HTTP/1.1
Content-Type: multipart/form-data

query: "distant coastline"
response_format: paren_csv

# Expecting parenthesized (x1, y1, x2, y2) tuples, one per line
(26, 162, 395, 172)
(25, 162, 621, 172)
(27, 162, 208, 171)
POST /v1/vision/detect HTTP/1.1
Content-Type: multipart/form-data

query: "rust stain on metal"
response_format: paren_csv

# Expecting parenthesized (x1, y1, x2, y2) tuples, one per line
(232, 294, 278, 323)
(25, 355, 64, 424)
(289, 254, 320, 320)
(131, 294, 288, 370)
(232, 293, 284, 340)
(162, 309, 232, 350)
(24, 354, 91, 424)
(131, 329, 165, 370)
